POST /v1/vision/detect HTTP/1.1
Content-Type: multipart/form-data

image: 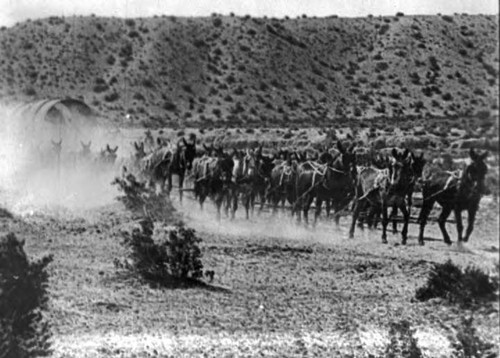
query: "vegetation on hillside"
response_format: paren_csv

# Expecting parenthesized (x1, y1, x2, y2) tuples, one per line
(0, 14, 497, 127)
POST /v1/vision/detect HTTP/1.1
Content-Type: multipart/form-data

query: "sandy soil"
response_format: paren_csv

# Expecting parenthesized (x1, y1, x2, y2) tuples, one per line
(0, 157, 498, 358)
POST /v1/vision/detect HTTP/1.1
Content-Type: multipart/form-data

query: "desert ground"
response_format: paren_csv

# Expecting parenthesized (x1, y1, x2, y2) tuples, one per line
(0, 129, 498, 357)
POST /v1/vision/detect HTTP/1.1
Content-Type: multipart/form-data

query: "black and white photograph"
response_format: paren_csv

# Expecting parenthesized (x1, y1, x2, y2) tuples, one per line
(0, 0, 498, 356)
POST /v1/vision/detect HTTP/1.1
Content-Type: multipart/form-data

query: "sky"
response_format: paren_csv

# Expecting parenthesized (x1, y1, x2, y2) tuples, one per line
(0, 0, 498, 27)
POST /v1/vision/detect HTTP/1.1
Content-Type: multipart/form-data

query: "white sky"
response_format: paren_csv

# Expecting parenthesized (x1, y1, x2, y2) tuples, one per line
(0, 0, 498, 27)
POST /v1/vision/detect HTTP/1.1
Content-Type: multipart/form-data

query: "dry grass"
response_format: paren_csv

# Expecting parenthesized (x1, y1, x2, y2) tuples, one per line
(1, 184, 498, 357)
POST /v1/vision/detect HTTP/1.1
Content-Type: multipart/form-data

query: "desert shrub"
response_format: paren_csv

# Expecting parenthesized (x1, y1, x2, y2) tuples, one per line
(106, 54, 116, 65)
(375, 62, 389, 72)
(415, 260, 498, 307)
(104, 92, 120, 102)
(442, 93, 453, 101)
(384, 320, 423, 358)
(442, 15, 454, 23)
(212, 17, 223, 27)
(396, 12, 405, 17)
(112, 173, 177, 221)
(23, 87, 37, 96)
(452, 316, 496, 358)
(125, 19, 136, 27)
(379, 24, 390, 35)
(0, 233, 53, 357)
(116, 218, 204, 286)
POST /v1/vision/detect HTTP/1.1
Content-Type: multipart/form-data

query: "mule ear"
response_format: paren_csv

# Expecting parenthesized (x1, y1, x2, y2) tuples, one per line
(106, 144, 111, 151)
(113, 146, 118, 153)
(480, 151, 489, 160)
(182, 137, 188, 146)
(403, 148, 410, 158)
(392, 148, 398, 159)
(469, 148, 477, 160)
(349, 142, 356, 153)
(337, 141, 345, 154)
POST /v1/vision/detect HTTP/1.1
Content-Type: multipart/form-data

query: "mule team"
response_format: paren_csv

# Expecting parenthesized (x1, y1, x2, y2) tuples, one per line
(125, 132, 489, 247)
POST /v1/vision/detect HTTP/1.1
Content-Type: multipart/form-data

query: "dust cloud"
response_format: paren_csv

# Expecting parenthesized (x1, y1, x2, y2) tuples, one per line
(0, 103, 127, 216)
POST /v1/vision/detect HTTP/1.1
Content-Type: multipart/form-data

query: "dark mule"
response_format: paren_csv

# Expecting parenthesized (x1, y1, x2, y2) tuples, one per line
(313, 142, 357, 225)
(253, 147, 275, 214)
(417, 149, 488, 245)
(165, 135, 197, 202)
(350, 148, 412, 244)
(228, 149, 260, 219)
(388, 151, 426, 233)
(191, 146, 234, 218)
(294, 142, 356, 226)
(365, 150, 426, 232)
(266, 153, 298, 214)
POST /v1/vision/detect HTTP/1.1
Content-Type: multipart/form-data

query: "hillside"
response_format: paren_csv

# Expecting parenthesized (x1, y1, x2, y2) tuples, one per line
(0, 13, 498, 127)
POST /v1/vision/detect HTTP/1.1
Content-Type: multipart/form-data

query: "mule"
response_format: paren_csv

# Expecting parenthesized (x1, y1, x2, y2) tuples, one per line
(350, 148, 412, 244)
(417, 148, 488, 245)
(294, 141, 357, 226)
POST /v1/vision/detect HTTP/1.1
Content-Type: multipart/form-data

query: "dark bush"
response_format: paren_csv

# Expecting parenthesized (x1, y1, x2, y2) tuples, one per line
(104, 92, 120, 102)
(384, 320, 423, 358)
(415, 260, 498, 307)
(106, 54, 116, 65)
(442, 15, 454, 23)
(0, 233, 53, 357)
(452, 316, 496, 358)
(116, 219, 204, 285)
(212, 17, 223, 28)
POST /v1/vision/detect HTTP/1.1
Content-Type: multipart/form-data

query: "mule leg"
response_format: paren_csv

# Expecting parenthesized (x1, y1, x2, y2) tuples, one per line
(399, 202, 410, 245)
(314, 196, 323, 227)
(231, 190, 238, 220)
(178, 174, 184, 204)
(417, 199, 435, 246)
(438, 205, 453, 245)
(349, 199, 361, 238)
(167, 174, 173, 196)
(391, 205, 398, 234)
(463, 205, 478, 242)
(303, 194, 314, 226)
(454, 208, 464, 242)
(381, 201, 388, 244)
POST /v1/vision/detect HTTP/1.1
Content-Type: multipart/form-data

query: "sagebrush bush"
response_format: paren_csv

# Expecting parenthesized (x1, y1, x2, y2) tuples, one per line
(116, 218, 204, 286)
(416, 260, 498, 307)
(0, 233, 53, 357)
(113, 173, 206, 286)
(112, 173, 176, 222)
(384, 320, 423, 358)
(452, 316, 496, 358)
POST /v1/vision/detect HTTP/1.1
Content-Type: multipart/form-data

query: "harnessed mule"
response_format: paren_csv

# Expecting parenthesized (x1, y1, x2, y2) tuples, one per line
(228, 149, 260, 219)
(350, 148, 412, 244)
(294, 142, 357, 225)
(417, 148, 488, 245)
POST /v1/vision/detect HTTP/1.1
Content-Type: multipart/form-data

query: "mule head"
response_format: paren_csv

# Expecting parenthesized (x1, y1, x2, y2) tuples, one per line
(81, 140, 92, 155)
(410, 151, 426, 178)
(51, 139, 62, 154)
(337, 142, 357, 179)
(466, 148, 489, 192)
(182, 136, 197, 170)
(389, 148, 412, 189)
(134, 141, 146, 160)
